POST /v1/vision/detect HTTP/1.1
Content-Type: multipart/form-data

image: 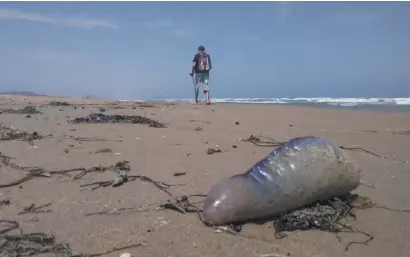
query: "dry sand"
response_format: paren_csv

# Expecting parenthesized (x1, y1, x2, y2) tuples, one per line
(0, 94, 410, 257)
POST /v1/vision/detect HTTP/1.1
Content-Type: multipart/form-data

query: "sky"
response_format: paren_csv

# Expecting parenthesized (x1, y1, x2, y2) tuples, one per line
(0, 1, 409, 100)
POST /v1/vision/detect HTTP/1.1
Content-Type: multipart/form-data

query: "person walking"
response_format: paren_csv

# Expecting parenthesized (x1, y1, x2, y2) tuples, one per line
(190, 45, 212, 105)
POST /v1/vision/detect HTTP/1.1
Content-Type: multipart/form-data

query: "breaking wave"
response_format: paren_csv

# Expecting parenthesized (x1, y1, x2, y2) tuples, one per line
(157, 97, 410, 106)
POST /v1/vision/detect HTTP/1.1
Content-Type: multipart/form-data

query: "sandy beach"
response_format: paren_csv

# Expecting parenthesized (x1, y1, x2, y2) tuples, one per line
(1, 94, 410, 257)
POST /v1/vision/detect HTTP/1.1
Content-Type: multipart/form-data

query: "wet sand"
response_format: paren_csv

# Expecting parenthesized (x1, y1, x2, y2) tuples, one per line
(1, 94, 410, 257)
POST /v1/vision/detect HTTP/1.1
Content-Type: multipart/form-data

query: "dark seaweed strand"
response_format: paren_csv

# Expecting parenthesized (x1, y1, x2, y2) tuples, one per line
(68, 113, 166, 128)
(270, 193, 376, 251)
(0, 125, 44, 142)
(0, 106, 42, 114)
(0, 219, 145, 257)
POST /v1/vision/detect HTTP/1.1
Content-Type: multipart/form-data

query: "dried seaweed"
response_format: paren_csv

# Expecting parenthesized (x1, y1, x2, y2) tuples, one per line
(18, 203, 52, 215)
(271, 193, 375, 250)
(0, 125, 43, 142)
(0, 219, 144, 257)
(0, 106, 42, 114)
(206, 148, 222, 155)
(85, 243, 145, 257)
(68, 113, 166, 128)
(0, 200, 11, 207)
(57, 136, 123, 143)
(0, 219, 72, 257)
(392, 130, 410, 136)
(80, 172, 184, 197)
(48, 101, 70, 106)
(225, 193, 406, 251)
(243, 135, 285, 147)
(0, 153, 131, 188)
(84, 194, 206, 217)
(136, 103, 156, 108)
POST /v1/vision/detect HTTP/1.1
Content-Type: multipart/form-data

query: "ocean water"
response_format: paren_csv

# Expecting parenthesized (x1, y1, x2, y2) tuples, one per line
(149, 97, 410, 113)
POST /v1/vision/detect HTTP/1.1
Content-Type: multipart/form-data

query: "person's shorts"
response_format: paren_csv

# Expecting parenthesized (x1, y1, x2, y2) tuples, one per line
(195, 72, 210, 92)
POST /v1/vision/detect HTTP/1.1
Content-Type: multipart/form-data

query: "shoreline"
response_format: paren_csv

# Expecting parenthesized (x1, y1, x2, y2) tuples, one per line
(1, 93, 409, 114)
(1, 93, 409, 116)
(153, 100, 410, 114)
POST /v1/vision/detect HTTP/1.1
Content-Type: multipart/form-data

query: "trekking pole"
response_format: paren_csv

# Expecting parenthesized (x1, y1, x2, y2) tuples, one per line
(190, 73, 196, 103)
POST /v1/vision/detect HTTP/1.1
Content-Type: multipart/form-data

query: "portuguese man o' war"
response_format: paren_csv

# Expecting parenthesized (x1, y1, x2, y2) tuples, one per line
(203, 136, 361, 226)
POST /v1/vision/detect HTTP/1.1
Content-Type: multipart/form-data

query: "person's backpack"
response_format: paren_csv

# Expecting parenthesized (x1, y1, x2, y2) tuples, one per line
(197, 53, 211, 72)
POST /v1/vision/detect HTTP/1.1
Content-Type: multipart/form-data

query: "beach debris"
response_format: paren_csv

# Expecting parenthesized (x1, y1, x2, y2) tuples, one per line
(48, 101, 70, 106)
(0, 219, 73, 257)
(99, 107, 106, 112)
(59, 135, 123, 143)
(18, 202, 52, 215)
(0, 200, 11, 207)
(173, 172, 186, 177)
(206, 148, 222, 155)
(243, 134, 284, 147)
(68, 113, 166, 128)
(80, 171, 182, 194)
(392, 129, 410, 135)
(0, 153, 132, 188)
(0, 106, 42, 114)
(232, 145, 238, 148)
(137, 103, 156, 108)
(256, 254, 290, 257)
(160, 195, 200, 214)
(194, 127, 203, 131)
(91, 147, 113, 154)
(84, 193, 206, 217)
(235, 121, 240, 125)
(359, 180, 376, 189)
(0, 125, 43, 142)
(272, 194, 373, 242)
(205, 142, 224, 155)
(362, 129, 377, 133)
(189, 119, 210, 125)
(0, 219, 144, 257)
(112, 171, 129, 187)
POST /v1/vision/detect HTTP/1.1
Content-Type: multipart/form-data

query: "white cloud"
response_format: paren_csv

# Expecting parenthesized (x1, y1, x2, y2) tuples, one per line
(0, 8, 118, 30)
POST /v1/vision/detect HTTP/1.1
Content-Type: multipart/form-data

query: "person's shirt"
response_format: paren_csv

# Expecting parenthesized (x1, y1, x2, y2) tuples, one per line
(192, 52, 212, 73)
